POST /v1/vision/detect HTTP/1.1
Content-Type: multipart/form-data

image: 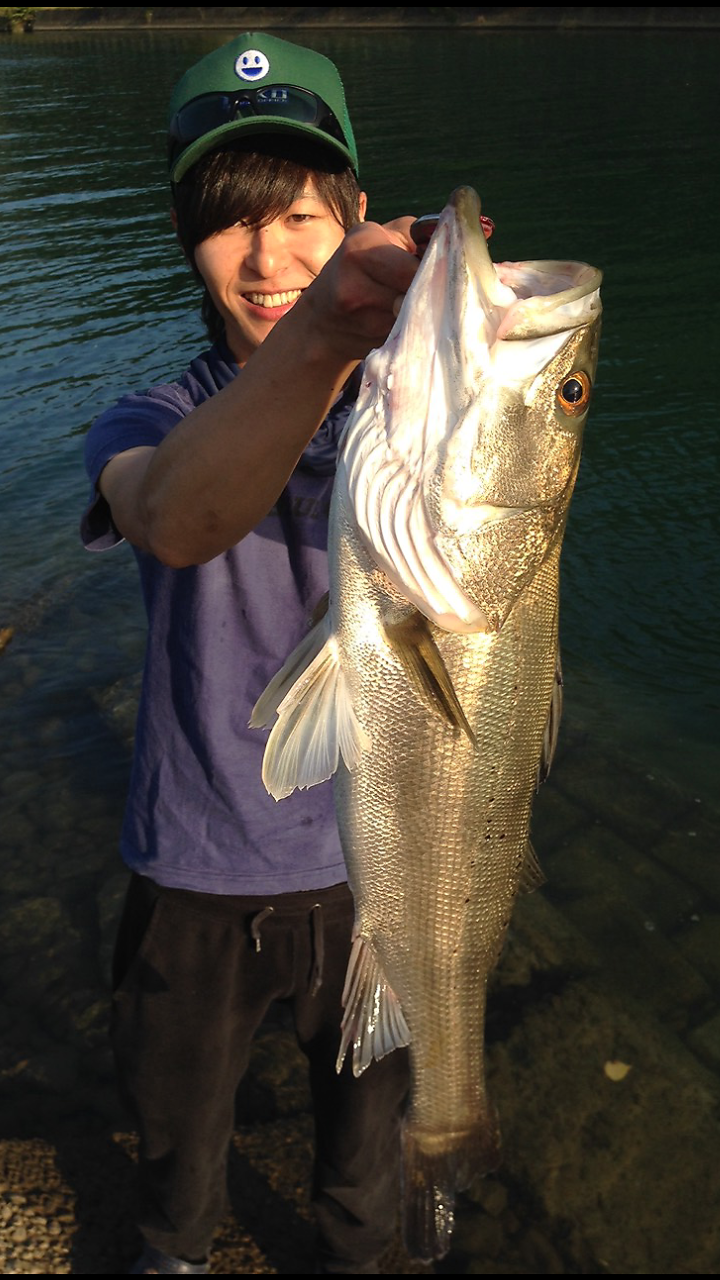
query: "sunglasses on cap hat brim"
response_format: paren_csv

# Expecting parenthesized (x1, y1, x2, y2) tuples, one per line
(168, 85, 351, 173)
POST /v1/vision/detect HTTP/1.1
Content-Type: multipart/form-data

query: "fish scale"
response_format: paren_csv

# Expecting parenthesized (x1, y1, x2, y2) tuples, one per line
(252, 185, 602, 1260)
(333, 518, 560, 1156)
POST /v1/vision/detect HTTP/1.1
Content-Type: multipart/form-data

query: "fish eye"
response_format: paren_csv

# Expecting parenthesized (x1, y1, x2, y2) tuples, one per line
(557, 370, 591, 417)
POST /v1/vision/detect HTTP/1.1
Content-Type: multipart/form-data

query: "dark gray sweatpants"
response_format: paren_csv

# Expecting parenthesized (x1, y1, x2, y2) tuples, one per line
(111, 874, 410, 1272)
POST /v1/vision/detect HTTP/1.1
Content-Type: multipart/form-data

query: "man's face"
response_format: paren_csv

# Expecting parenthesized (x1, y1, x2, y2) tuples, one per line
(193, 179, 367, 365)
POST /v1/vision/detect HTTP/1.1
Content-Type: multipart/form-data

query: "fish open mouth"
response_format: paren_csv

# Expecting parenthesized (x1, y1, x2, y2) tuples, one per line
(337, 186, 601, 636)
(445, 187, 602, 350)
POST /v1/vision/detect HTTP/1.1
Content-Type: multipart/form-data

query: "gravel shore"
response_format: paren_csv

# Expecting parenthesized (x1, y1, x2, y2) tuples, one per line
(2, 713, 720, 1273)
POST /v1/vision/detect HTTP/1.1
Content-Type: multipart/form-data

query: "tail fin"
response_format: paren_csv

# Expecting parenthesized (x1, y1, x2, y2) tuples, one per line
(401, 1113, 501, 1262)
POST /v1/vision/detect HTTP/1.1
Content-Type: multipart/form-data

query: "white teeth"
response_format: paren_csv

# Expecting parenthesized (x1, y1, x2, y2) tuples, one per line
(245, 290, 302, 308)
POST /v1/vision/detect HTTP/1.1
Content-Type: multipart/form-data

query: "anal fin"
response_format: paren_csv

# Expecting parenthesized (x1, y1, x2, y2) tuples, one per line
(337, 933, 411, 1077)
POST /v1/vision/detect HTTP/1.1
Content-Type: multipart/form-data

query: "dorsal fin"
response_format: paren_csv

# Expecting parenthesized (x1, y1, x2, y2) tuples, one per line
(520, 840, 546, 893)
(536, 648, 563, 789)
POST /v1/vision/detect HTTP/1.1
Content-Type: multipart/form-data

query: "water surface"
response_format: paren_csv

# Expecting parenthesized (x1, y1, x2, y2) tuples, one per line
(0, 24, 718, 1274)
(1, 27, 716, 803)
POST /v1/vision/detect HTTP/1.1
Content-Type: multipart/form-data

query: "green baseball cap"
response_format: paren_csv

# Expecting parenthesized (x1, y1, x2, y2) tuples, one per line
(168, 32, 359, 183)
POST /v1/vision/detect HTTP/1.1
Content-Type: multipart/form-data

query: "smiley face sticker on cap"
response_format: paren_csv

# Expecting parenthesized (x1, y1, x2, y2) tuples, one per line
(235, 50, 270, 81)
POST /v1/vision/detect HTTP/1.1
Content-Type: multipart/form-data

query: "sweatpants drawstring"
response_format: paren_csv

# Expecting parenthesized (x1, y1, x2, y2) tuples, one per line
(249, 901, 325, 996)
(250, 905, 275, 953)
(310, 902, 324, 997)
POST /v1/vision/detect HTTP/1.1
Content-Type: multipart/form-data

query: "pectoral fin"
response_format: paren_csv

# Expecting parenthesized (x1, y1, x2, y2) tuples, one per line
(250, 614, 371, 801)
(384, 612, 476, 745)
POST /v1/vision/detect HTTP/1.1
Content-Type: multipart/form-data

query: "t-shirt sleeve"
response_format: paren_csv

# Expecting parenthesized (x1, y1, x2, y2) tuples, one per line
(80, 386, 192, 551)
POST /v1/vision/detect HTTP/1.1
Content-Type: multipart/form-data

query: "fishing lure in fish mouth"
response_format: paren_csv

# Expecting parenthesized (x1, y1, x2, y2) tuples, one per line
(410, 211, 495, 251)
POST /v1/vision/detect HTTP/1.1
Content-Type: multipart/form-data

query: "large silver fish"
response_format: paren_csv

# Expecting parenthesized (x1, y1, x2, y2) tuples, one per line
(251, 186, 602, 1261)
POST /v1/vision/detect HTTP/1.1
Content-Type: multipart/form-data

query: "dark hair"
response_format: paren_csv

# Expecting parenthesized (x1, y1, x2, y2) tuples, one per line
(172, 137, 363, 344)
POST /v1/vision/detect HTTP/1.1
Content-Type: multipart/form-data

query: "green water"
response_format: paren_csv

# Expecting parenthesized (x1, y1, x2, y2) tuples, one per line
(1, 27, 717, 809)
(1, 25, 719, 1275)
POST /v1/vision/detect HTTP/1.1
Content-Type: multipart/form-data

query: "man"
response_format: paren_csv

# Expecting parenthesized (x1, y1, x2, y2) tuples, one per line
(81, 30, 420, 1278)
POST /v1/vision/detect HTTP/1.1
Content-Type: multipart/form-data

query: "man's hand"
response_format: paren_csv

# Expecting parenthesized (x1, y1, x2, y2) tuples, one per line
(298, 218, 419, 363)
(100, 218, 422, 568)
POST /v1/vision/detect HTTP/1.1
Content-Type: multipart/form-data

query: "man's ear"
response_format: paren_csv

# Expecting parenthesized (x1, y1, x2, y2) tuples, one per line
(170, 208, 192, 266)
(358, 191, 368, 223)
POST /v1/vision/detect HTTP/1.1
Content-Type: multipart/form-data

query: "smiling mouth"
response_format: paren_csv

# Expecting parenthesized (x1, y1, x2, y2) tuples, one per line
(244, 289, 303, 309)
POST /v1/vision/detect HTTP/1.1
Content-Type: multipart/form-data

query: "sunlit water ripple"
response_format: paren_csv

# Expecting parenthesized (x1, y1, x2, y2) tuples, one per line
(1, 27, 717, 811)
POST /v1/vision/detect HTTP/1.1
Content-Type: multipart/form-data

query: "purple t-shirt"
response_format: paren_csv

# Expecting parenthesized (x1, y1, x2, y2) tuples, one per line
(82, 341, 358, 895)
